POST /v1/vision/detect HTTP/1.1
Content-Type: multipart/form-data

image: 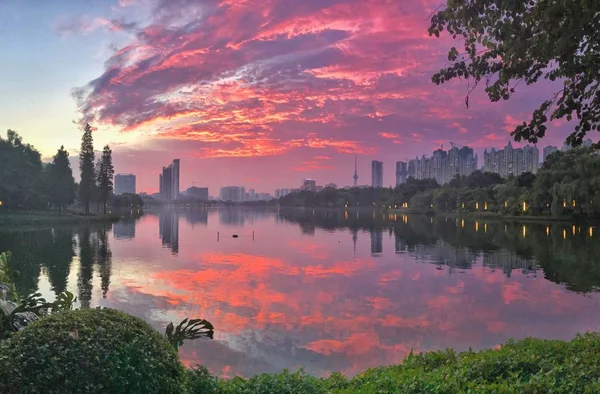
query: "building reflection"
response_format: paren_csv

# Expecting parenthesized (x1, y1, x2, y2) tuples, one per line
(482, 250, 538, 278)
(410, 240, 478, 272)
(370, 229, 383, 256)
(159, 211, 179, 254)
(113, 219, 136, 240)
(219, 209, 245, 226)
(185, 209, 209, 226)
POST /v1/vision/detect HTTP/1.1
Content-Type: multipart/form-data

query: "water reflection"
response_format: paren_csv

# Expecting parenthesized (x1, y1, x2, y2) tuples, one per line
(1, 209, 600, 378)
(159, 211, 179, 254)
(370, 230, 383, 256)
(77, 225, 113, 307)
(113, 218, 136, 240)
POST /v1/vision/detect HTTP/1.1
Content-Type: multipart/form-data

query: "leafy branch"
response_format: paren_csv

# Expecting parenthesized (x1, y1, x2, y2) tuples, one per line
(165, 318, 214, 350)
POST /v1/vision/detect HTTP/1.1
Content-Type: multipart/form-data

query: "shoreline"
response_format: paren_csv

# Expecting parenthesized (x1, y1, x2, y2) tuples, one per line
(278, 206, 594, 224)
(0, 211, 120, 231)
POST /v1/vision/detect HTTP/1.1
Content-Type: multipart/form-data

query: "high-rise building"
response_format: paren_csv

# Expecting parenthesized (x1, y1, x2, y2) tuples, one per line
(432, 149, 447, 184)
(172, 159, 180, 200)
(371, 161, 383, 187)
(220, 186, 245, 202)
(159, 159, 181, 201)
(303, 179, 317, 192)
(114, 174, 136, 195)
(406, 145, 478, 184)
(483, 142, 539, 177)
(185, 187, 209, 201)
(161, 166, 172, 200)
(408, 159, 417, 178)
(543, 145, 558, 161)
(395, 161, 408, 185)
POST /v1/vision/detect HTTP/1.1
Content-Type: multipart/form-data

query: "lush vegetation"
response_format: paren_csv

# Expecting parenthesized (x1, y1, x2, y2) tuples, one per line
(0, 125, 123, 216)
(0, 309, 186, 394)
(0, 130, 77, 211)
(185, 333, 600, 393)
(429, 0, 600, 148)
(281, 148, 600, 218)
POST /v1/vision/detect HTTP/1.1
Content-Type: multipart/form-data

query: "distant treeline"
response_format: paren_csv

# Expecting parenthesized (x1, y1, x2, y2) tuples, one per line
(280, 147, 600, 218)
(0, 127, 139, 214)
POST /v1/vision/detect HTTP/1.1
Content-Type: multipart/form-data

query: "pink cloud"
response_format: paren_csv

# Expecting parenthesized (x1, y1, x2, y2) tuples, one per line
(68, 0, 576, 192)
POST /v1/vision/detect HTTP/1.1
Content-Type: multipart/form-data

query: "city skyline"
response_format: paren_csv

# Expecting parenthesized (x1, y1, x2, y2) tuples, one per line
(143, 140, 567, 196)
(0, 1, 584, 194)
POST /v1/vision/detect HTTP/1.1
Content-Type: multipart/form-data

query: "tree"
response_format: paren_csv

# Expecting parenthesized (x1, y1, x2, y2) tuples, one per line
(78, 124, 95, 214)
(96, 145, 114, 214)
(429, 1, 600, 147)
(0, 130, 44, 210)
(516, 172, 537, 189)
(48, 146, 77, 213)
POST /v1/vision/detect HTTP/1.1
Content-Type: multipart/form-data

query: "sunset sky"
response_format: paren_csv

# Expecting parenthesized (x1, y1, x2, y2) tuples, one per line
(0, 0, 575, 194)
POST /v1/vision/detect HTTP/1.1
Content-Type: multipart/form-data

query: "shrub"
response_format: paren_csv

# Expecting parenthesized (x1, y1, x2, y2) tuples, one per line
(186, 333, 600, 393)
(0, 308, 186, 394)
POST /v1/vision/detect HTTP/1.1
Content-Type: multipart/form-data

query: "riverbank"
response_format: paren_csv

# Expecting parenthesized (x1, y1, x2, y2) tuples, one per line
(0, 211, 120, 231)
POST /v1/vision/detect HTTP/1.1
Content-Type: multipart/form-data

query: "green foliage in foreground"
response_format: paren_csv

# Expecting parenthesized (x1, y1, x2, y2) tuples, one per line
(188, 333, 600, 393)
(0, 308, 186, 394)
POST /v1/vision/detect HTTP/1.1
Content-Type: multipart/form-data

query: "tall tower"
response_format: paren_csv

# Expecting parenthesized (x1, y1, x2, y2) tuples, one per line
(371, 160, 383, 188)
(353, 155, 359, 186)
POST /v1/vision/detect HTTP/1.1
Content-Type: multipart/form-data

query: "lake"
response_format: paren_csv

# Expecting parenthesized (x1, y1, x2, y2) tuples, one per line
(1, 208, 599, 378)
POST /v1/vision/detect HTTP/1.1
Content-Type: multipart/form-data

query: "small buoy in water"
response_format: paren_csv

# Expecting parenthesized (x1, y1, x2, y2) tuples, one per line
(232, 234, 239, 238)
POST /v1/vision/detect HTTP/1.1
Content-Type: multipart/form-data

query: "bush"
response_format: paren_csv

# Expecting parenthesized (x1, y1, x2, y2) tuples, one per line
(0, 308, 185, 394)
(187, 333, 600, 393)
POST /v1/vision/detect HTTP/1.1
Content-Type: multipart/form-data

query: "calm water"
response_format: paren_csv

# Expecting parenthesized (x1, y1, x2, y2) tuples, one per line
(2, 208, 600, 377)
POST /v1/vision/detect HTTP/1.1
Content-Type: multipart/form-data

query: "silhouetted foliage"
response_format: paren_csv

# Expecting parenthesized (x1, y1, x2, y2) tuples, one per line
(46, 146, 77, 213)
(0, 130, 44, 209)
(78, 124, 96, 214)
(429, 1, 600, 147)
(111, 193, 144, 209)
(97, 145, 114, 214)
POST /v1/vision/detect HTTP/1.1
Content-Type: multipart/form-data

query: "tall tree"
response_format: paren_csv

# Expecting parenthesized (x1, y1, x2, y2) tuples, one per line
(97, 145, 114, 214)
(429, 1, 600, 147)
(0, 130, 44, 209)
(78, 124, 95, 214)
(48, 146, 77, 214)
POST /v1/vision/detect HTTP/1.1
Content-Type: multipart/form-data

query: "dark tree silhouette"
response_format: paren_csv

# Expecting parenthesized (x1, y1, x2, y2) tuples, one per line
(47, 146, 77, 213)
(97, 145, 114, 214)
(78, 124, 96, 214)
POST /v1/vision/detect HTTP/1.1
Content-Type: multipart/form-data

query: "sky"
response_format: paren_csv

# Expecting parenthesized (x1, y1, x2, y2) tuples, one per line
(0, 0, 578, 194)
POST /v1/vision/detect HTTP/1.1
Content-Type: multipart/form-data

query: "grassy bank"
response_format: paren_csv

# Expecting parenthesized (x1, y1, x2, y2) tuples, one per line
(189, 333, 600, 393)
(0, 211, 119, 231)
